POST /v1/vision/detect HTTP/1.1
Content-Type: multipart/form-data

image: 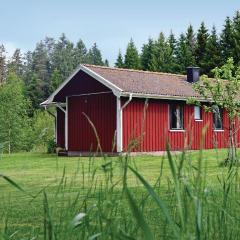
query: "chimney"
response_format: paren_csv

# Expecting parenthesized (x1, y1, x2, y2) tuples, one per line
(187, 67, 200, 83)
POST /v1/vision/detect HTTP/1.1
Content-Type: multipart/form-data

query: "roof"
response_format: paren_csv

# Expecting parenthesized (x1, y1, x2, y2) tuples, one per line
(84, 64, 200, 98)
(41, 64, 202, 106)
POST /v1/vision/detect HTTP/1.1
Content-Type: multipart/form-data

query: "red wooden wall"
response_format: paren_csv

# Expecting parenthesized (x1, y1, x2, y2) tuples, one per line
(68, 93, 116, 152)
(56, 108, 65, 148)
(122, 98, 240, 152)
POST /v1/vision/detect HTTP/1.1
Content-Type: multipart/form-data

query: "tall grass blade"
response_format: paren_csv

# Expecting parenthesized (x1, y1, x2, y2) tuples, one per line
(128, 165, 179, 238)
(125, 187, 154, 240)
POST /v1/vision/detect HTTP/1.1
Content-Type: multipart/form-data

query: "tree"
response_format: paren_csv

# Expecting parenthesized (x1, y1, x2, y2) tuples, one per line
(190, 58, 240, 165)
(175, 33, 196, 73)
(115, 51, 124, 68)
(52, 33, 75, 80)
(186, 24, 196, 55)
(195, 22, 209, 72)
(140, 38, 155, 71)
(74, 39, 88, 65)
(150, 32, 173, 72)
(220, 16, 234, 62)
(232, 11, 240, 63)
(0, 72, 32, 153)
(203, 26, 222, 76)
(0, 44, 7, 84)
(8, 49, 23, 76)
(31, 41, 51, 99)
(167, 31, 179, 72)
(50, 68, 62, 93)
(104, 59, 109, 66)
(124, 39, 140, 69)
(87, 43, 104, 66)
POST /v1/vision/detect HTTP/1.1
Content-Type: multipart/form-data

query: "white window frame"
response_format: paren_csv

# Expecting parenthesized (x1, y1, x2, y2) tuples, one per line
(194, 106, 202, 121)
(169, 104, 184, 131)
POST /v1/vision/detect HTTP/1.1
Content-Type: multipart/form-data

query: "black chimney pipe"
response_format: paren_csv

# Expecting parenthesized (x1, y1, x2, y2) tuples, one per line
(187, 67, 200, 83)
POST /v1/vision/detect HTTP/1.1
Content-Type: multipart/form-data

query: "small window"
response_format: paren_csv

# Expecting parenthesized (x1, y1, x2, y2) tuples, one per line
(213, 107, 223, 130)
(194, 106, 202, 120)
(170, 104, 184, 130)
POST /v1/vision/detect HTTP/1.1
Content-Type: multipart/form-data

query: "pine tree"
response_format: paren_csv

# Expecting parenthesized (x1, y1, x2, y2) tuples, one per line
(74, 39, 88, 66)
(104, 59, 109, 66)
(52, 33, 75, 80)
(151, 32, 174, 72)
(124, 39, 140, 69)
(186, 24, 196, 55)
(50, 68, 62, 93)
(232, 11, 240, 63)
(140, 38, 155, 71)
(8, 49, 23, 76)
(115, 51, 124, 68)
(167, 32, 178, 72)
(195, 22, 209, 71)
(31, 41, 51, 98)
(220, 16, 234, 62)
(87, 43, 104, 66)
(203, 26, 222, 76)
(0, 44, 7, 84)
(175, 33, 196, 73)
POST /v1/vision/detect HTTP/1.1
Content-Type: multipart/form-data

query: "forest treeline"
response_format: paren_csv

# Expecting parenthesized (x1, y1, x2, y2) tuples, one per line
(0, 11, 240, 152)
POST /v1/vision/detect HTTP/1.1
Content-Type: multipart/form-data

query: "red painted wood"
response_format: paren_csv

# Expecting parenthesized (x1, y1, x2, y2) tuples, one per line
(54, 71, 110, 102)
(122, 98, 239, 152)
(68, 93, 116, 152)
(56, 108, 65, 148)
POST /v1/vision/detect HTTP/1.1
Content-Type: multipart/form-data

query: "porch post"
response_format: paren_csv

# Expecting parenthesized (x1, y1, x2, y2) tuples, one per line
(65, 97, 68, 150)
(116, 96, 122, 152)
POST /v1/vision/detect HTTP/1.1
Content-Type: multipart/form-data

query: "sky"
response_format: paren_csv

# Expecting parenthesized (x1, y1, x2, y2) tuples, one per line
(1, 0, 239, 65)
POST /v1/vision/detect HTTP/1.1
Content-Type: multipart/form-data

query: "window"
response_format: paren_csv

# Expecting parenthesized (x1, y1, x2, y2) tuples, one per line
(213, 107, 223, 130)
(194, 106, 202, 120)
(170, 104, 184, 130)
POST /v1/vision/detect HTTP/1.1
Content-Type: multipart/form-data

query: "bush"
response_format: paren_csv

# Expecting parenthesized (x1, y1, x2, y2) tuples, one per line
(31, 110, 55, 152)
(47, 138, 56, 153)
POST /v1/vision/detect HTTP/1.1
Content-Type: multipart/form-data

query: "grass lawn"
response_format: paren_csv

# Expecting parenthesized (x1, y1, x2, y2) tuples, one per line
(0, 149, 238, 239)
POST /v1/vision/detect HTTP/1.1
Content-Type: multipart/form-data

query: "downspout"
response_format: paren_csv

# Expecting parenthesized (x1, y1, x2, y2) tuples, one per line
(117, 93, 133, 153)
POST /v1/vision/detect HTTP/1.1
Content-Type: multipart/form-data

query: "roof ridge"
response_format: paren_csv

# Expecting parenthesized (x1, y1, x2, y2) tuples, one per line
(82, 64, 186, 78)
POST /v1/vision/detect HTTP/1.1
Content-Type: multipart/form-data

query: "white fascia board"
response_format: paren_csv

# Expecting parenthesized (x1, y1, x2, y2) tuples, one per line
(43, 65, 123, 106)
(80, 65, 123, 93)
(120, 92, 209, 102)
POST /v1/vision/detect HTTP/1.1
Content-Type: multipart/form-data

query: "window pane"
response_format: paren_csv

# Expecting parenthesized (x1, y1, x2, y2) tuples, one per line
(170, 104, 183, 129)
(213, 107, 223, 130)
(194, 106, 201, 120)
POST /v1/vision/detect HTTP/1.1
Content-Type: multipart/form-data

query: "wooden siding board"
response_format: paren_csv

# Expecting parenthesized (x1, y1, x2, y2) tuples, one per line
(122, 98, 238, 152)
(68, 93, 116, 152)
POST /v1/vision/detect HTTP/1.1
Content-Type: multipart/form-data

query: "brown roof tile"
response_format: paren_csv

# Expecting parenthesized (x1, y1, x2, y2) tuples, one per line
(84, 64, 200, 98)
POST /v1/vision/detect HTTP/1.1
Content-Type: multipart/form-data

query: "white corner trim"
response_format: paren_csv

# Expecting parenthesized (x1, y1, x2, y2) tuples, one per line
(116, 94, 133, 152)
(116, 96, 122, 152)
(44, 65, 123, 105)
(65, 97, 68, 150)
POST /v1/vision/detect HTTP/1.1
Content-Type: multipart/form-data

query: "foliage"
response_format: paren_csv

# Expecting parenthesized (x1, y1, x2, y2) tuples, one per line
(115, 51, 124, 68)
(190, 58, 240, 164)
(0, 72, 32, 153)
(124, 38, 140, 69)
(31, 110, 55, 152)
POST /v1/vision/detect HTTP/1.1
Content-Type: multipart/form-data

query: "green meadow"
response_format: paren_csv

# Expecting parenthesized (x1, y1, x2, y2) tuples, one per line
(1, 149, 240, 239)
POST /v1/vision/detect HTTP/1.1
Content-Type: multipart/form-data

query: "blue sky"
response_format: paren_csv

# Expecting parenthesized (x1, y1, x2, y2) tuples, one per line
(1, 0, 239, 65)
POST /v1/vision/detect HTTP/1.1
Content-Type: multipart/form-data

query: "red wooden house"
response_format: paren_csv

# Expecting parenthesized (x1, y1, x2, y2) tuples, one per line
(41, 65, 240, 155)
